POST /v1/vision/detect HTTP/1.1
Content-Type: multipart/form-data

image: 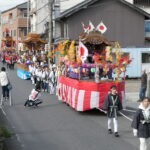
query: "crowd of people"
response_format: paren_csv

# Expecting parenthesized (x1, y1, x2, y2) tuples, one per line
(28, 62, 58, 95)
(0, 50, 150, 150)
(16, 50, 59, 95)
(0, 51, 18, 70)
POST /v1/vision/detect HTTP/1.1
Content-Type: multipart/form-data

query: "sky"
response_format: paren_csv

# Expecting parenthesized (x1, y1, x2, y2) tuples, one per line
(0, 0, 27, 11)
(0, 0, 133, 12)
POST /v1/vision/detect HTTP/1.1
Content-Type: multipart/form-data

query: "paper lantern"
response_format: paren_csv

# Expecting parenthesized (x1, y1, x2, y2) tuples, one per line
(76, 69, 79, 74)
(91, 68, 96, 73)
(82, 68, 86, 73)
(74, 69, 78, 73)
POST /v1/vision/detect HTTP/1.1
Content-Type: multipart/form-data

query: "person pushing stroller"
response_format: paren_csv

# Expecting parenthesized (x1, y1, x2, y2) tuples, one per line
(24, 84, 42, 107)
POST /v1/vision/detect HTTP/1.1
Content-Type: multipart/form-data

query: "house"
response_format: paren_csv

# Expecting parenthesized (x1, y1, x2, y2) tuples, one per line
(60, 0, 85, 12)
(29, 0, 49, 36)
(55, 0, 150, 47)
(29, 0, 86, 43)
(133, 0, 150, 14)
(0, 2, 28, 51)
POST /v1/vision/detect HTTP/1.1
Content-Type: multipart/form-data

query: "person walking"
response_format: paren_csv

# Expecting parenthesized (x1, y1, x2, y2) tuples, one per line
(103, 85, 123, 137)
(42, 67, 49, 92)
(49, 67, 56, 95)
(131, 97, 150, 150)
(0, 67, 9, 100)
(139, 70, 147, 101)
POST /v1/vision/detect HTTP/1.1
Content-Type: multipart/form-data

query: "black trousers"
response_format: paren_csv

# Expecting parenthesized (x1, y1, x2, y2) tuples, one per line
(2, 85, 9, 98)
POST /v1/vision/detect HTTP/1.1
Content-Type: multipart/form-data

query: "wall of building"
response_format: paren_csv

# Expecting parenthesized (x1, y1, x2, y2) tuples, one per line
(60, 0, 85, 12)
(36, 0, 49, 34)
(1, 4, 27, 49)
(62, 0, 147, 47)
(30, 0, 37, 32)
(0, 13, 2, 49)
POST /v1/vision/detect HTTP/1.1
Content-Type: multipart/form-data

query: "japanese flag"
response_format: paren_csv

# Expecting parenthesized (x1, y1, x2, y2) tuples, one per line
(78, 41, 88, 63)
(5, 28, 10, 34)
(88, 21, 95, 33)
(81, 22, 88, 33)
(96, 21, 107, 34)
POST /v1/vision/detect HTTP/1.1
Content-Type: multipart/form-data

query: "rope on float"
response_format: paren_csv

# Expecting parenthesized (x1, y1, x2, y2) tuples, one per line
(123, 108, 136, 113)
(96, 108, 133, 122)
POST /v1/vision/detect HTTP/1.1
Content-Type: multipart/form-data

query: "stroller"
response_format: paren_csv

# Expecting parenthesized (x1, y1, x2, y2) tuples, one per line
(24, 85, 42, 107)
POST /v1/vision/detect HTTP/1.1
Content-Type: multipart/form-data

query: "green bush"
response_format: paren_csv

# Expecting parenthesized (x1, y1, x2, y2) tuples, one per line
(0, 126, 11, 143)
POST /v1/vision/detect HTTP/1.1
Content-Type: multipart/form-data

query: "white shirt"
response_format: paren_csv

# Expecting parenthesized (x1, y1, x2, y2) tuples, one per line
(36, 69, 42, 81)
(139, 103, 150, 120)
(43, 71, 49, 83)
(32, 66, 36, 75)
(41, 71, 46, 79)
(32, 56, 37, 62)
(0, 71, 9, 86)
(29, 89, 41, 101)
(49, 71, 55, 83)
(29, 65, 33, 73)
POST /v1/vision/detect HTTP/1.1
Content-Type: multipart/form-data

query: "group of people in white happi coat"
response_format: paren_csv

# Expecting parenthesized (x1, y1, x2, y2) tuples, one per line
(29, 62, 58, 95)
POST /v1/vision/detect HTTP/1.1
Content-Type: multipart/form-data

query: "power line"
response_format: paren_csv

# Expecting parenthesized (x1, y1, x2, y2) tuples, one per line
(32, 2, 49, 13)
(36, 15, 49, 26)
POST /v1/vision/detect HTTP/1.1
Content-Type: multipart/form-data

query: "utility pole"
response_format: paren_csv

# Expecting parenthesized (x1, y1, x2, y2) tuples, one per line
(27, 0, 30, 34)
(48, 0, 54, 51)
(48, 0, 54, 64)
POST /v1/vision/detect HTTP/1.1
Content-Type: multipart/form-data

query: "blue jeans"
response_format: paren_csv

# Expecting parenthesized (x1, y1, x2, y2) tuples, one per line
(139, 87, 147, 100)
(43, 82, 49, 92)
(2, 85, 9, 98)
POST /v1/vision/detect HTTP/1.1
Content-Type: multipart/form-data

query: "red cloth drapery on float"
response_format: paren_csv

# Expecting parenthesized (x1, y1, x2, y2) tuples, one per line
(5, 56, 11, 63)
(58, 76, 125, 111)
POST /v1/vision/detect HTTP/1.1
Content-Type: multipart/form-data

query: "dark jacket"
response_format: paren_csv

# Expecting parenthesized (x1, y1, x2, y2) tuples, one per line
(103, 93, 123, 118)
(141, 73, 147, 87)
(131, 105, 150, 138)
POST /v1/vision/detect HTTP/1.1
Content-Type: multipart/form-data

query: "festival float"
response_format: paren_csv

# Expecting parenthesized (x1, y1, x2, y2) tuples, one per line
(57, 21, 131, 111)
(17, 33, 47, 79)
(1, 30, 16, 63)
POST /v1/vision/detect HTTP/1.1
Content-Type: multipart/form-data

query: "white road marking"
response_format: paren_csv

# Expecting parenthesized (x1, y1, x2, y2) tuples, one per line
(97, 108, 133, 122)
(0, 106, 6, 116)
(119, 112, 133, 122)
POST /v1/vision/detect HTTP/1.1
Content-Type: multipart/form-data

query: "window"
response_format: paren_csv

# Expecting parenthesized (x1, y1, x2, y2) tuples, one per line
(13, 12, 17, 19)
(2, 16, 8, 24)
(9, 13, 12, 19)
(142, 53, 150, 63)
(23, 28, 27, 36)
(23, 10, 27, 17)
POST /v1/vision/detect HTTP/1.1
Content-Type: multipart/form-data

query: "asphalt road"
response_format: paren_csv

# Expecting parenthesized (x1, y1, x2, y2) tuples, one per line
(0, 64, 148, 150)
